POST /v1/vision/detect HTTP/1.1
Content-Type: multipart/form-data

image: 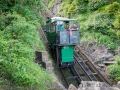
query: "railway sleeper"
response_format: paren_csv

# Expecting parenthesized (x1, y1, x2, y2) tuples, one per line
(67, 76, 79, 79)
(78, 60, 88, 63)
(88, 73, 98, 76)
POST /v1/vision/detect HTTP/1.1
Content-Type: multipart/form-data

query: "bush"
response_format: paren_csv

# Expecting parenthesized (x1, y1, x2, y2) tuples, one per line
(59, 0, 87, 16)
(108, 55, 120, 81)
(68, 2, 77, 16)
(85, 12, 113, 35)
(0, 12, 52, 89)
(98, 35, 116, 49)
(113, 15, 120, 40)
(115, 55, 120, 65)
(0, 0, 52, 89)
(80, 31, 116, 50)
(105, 2, 120, 15)
(108, 64, 120, 81)
(114, 15, 120, 28)
(76, 0, 88, 13)
(88, 0, 110, 11)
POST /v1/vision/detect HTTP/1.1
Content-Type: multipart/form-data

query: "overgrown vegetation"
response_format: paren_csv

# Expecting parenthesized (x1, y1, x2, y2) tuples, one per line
(53, 0, 120, 50)
(108, 55, 120, 81)
(48, 0, 120, 81)
(76, 1, 120, 50)
(0, 0, 52, 89)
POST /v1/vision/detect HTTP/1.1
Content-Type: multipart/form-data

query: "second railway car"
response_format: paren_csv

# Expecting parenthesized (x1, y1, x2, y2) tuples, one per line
(45, 17, 80, 68)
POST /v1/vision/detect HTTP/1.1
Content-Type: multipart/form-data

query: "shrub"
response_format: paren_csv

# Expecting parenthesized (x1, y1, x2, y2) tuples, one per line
(0, 12, 52, 89)
(105, 2, 120, 15)
(115, 55, 120, 65)
(108, 64, 120, 81)
(85, 12, 113, 35)
(98, 35, 116, 49)
(113, 14, 120, 29)
(68, 2, 77, 16)
(0, 0, 51, 89)
(108, 55, 120, 81)
(76, 0, 88, 13)
(81, 31, 116, 50)
(88, 0, 110, 11)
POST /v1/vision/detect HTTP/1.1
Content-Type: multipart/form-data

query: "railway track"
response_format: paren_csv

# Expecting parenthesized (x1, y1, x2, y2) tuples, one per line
(74, 45, 112, 85)
(39, 27, 112, 88)
(74, 54, 98, 81)
(58, 45, 111, 88)
(59, 66, 82, 88)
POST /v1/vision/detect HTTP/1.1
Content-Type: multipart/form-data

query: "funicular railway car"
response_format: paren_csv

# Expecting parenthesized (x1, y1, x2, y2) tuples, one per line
(45, 17, 80, 68)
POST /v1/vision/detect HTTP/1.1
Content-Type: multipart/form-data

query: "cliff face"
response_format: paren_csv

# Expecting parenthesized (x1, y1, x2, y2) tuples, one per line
(52, 0, 62, 16)
(40, 0, 62, 20)
(48, 0, 62, 17)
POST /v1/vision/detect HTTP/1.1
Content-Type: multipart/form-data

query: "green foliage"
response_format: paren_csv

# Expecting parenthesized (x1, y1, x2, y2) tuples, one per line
(0, 12, 45, 50)
(105, 2, 120, 15)
(98, 34, 116, 49)
(88, 0, 110, 11)
(115, 56, 120, 65)
(0, 12, 51, 89)
(108, 55, 120, 81)
(58, 0, 120, 16)
(0, 0, 45, 12)
(67, 0, 73, 4)
(75, 1, 120, 50)
(85, 12, 113, 35)
(76, 0, 88, 13)
(114, 15, 120, 29)
(67, 1, 78, 16)
(108, 64, 120, 80)
(81, 31, 116, 49)
(59, 0, 82, 17)
(0, 0, 52, 89)
(113, 14, 120, 39)
(59, 1, 72, 17)
(99, 2, 120, 39)
(108, 29, 117, 39)
(1, 0, 45, 24)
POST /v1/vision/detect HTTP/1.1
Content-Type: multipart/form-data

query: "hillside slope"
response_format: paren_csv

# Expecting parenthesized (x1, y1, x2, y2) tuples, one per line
(0, 0, 52, 89)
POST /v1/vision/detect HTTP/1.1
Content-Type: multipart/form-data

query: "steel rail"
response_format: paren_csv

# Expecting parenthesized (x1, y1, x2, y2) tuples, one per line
(72, 66, 83, 81)
(74, 56, 93, 81)
(75, 45, 112, 85)
(74, 51, 98, 81)
(59, 68, 69, 88)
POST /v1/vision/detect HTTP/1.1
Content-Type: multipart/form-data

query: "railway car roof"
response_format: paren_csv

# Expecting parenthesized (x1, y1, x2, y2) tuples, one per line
(51, 17, 77, 22)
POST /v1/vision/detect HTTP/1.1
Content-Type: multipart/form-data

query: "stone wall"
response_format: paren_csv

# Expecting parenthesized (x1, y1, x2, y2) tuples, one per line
(35, 51, 53, 73)
(68, 81, 120, 90)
